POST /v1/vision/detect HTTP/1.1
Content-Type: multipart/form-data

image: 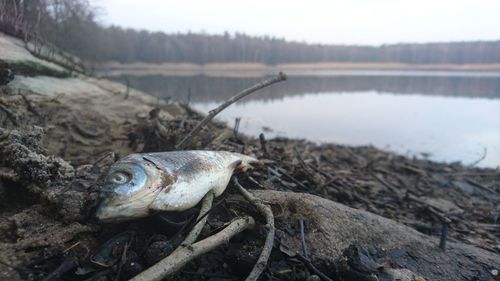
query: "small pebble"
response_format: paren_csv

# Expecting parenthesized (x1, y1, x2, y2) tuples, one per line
(491, 269, 498, 276)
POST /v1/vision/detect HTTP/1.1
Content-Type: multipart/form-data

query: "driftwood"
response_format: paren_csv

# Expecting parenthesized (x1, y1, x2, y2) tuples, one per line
(253, 190, 500, 281)
(129, 216, 255, 281)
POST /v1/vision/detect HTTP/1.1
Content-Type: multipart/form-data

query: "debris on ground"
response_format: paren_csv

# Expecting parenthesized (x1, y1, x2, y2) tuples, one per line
(0, 31, 499, 281)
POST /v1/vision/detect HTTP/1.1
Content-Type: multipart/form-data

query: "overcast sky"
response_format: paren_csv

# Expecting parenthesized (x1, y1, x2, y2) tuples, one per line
(93, 0, 500, 46)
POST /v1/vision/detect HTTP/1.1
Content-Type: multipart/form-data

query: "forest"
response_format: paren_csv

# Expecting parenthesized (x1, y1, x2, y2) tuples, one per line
(1, 0, 500, 65)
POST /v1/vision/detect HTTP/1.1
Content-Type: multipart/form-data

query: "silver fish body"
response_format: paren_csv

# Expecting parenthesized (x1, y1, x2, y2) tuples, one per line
(96, 150, 257, 222)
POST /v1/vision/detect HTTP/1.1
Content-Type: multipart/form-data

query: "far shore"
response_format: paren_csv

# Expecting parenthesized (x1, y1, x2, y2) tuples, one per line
(95, 61, 500, 78)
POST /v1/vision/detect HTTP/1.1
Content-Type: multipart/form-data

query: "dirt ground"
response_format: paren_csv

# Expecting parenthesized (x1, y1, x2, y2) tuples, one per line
(0, 32, 499, 281)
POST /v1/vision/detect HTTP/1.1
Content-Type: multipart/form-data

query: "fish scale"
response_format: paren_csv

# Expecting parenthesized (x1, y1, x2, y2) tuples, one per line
(145, 151, 232, 177)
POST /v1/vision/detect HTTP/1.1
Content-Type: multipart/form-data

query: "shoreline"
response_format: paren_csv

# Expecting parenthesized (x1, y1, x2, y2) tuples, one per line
(95, 61, 500, 78)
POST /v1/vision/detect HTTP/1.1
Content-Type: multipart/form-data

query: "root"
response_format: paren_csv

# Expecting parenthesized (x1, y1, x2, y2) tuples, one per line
(233, 177, 275, 281)
(129, 216, 255, 281)
(182, 191, 214, 246)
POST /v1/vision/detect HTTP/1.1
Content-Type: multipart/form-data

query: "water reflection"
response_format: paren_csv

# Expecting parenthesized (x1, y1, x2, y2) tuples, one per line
(108, 74, 500, 102)
(106, 73, 500, 167)
(193, 92, 500, 167)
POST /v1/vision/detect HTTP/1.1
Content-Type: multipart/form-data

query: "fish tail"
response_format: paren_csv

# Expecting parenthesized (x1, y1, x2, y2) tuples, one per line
(232, 153, 259, 172)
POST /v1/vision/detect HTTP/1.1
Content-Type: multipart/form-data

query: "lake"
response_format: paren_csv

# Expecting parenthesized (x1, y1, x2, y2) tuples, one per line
(107, 72, 500, 168)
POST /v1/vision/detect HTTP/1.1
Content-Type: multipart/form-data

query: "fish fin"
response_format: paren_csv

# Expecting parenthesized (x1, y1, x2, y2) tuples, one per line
(229, 159, 243, 169)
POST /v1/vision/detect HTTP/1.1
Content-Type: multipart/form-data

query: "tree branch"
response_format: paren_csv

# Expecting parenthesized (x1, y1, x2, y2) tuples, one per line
(181, 191, 214, 246)
(233, 178, 275, 281)
(129, 216, 255, 281)
(175, 72, 287, 149)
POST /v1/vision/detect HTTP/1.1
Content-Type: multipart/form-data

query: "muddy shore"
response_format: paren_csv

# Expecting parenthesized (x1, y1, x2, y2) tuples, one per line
(1, 32, 499, 280)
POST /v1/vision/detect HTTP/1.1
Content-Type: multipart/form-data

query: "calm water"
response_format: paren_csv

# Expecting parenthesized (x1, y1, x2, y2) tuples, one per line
(108, 72, 500, 168)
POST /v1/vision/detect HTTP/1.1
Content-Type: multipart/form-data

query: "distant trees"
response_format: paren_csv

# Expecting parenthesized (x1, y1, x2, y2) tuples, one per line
(1, 0, 500, 65)
(81, 27, 500, 65)
(0, 0, 97, 42)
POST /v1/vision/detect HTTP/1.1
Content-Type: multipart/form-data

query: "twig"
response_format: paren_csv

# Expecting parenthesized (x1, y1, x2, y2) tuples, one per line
(186, 88, 192, 106)
(406, 194, 452, 223)
(294, 148, 319, 183)
(439, 223, 448, 250)
(468, 147, 487, 167)
(130, 216, 255, 281)
(297, 153, 337, 184)
(63, 241, 81, 253)
(124, 77, 130, 100)
(247, 175, 268, 190)
(20, 92, 41, 117)
(259, 133, 268, 157)
(233, 117, 241, 138)
(181, 191, 214, 245)
(465, 179, 496, 194)
(274, 237, 333, 281)
(90, 151, 115, 170)
(295, 254, 333, 281)
(444, 171, 499, 177)
(114, 241, 129, 281)
(0, 103, 18, 126)
(233, 178, 275, 281)
(299, 219, 309, 259)
(372, 173, 403, 197)
(176, 72, 287, 149)
(269, 166, 309, 190)
(158, 192, 216, 261)
(182, 196, 228, 237)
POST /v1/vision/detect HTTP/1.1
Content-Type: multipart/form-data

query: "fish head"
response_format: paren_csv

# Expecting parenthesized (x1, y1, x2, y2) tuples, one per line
(95, 155, 174, 222)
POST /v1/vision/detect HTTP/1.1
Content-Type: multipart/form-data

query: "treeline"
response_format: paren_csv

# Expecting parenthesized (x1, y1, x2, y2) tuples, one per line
(92, 29, 500, 64)
(2, 0, 500, 65)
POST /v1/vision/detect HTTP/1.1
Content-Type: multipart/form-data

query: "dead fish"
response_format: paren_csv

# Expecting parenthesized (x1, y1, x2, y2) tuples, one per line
(96, 150, 257, 222)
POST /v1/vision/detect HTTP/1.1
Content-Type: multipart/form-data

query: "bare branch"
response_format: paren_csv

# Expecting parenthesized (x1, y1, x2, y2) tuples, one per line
(233, 178, 275, 281)
(468, 147, 487, 167)
(130, 216, 255, 281)
(175, 72, 287, 149)
(181, 191, 214, 246)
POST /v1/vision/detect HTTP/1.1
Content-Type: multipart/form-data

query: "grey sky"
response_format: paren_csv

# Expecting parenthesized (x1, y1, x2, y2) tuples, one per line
(93, 0, 500, 45)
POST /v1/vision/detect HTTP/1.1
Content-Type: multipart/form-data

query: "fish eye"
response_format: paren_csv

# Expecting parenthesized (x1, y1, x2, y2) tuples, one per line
(109, 171, 131, 184)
